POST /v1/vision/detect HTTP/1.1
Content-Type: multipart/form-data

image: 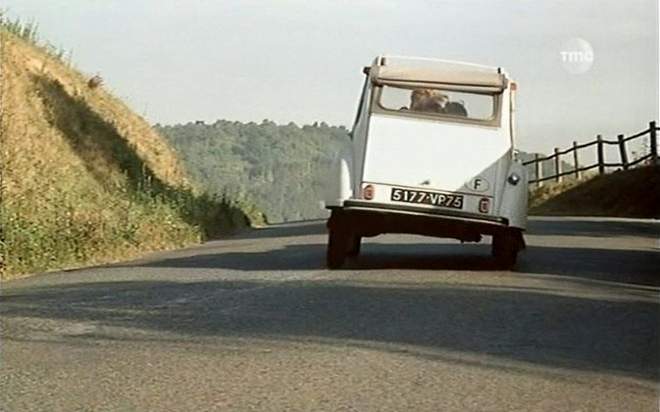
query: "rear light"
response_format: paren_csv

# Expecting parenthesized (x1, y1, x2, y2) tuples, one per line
(478, 198, 490, 214)
(362, 184, 375, 200)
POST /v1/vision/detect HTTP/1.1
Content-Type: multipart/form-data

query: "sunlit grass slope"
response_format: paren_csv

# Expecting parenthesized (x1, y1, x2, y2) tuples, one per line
(530, 166, 659, 218)
(0, 20, 263, 278)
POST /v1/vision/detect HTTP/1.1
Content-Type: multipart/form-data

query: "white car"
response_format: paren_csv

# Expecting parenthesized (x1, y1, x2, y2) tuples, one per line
(324, 55, 527, 269)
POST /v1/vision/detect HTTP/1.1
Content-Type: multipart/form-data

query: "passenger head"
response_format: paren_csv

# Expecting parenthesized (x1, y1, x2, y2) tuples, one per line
(410, 89, 448, 112)
(410, 89, 428, 110)
(444, 101, 468, 117)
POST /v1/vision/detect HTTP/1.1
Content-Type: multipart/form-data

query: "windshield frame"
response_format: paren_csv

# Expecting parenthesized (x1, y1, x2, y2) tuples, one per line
(371, 82, 503, 127)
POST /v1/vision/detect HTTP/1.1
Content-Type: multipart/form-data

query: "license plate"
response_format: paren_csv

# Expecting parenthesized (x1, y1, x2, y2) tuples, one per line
(391, 188, 464, 209)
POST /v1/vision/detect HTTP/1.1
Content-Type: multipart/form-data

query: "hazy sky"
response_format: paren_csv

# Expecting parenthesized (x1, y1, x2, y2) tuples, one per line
(3, 0, 658, 154)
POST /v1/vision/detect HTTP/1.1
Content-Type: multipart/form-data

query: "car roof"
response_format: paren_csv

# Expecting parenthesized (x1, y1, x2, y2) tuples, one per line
(371, 55, 509, 92)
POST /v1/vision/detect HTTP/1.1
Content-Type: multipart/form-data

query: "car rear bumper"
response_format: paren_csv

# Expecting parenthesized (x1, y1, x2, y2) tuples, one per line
(342, 200, 507, 225)
(328, 200, 510, 240)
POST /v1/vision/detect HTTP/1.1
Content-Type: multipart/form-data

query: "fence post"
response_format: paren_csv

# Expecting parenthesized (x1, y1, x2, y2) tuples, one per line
(596, 134, 605, 175)
(650, 121, 658, 165)
(572, 141, 580, 179)
(534, 153, 543, 188)
(617, 134, 628, 170)
(554, 148, 562, 182)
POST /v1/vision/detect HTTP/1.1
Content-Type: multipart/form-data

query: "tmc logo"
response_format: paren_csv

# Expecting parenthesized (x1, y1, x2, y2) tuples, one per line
(560, 38, 594, 75)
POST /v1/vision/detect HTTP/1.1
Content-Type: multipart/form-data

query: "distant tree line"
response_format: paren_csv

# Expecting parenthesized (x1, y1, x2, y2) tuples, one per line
(157, 120, 351, 222)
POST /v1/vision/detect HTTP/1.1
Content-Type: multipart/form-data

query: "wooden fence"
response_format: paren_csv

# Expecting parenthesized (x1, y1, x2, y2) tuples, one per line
(523, 121, 659, 187)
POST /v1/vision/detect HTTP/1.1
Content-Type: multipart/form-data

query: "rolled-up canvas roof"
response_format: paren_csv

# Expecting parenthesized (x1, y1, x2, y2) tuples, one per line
(372, 64, 507, 93)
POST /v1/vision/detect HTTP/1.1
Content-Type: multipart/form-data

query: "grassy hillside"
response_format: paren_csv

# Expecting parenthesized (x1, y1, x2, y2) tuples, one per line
(530, 166, 660, 218)
(0, 20, 263, 278)
(157, 120, 350, 222)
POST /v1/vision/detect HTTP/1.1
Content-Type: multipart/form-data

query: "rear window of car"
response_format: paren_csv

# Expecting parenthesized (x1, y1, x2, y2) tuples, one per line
(378, 85, 497, 121)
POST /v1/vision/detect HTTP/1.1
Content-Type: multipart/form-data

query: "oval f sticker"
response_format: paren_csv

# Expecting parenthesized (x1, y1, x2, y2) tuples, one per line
(470, 177, 490, 192)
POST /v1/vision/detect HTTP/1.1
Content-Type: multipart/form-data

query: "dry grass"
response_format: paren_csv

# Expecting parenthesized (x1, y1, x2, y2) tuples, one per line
(529, 166, 660, 218)
(528, 171, 597, 210)
(0, 29, 263, 279)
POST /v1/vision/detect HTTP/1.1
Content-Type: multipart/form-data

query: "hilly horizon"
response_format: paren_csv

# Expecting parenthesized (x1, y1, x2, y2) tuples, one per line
(0, 11, 651, 279)
(0, 16, 564, 278)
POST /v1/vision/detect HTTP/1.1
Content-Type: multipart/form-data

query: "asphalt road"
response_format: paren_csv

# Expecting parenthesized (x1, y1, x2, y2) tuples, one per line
(1, 217, 659, 411)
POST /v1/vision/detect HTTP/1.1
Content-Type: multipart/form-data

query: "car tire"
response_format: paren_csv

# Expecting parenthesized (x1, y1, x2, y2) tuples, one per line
(347, 235, 362, 257)
(327, 227, 349, 269)
(492, 230, 519, 269)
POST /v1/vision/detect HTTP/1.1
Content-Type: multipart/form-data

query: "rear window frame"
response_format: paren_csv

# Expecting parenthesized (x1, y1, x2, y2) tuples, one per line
(371, 82, 503, 127)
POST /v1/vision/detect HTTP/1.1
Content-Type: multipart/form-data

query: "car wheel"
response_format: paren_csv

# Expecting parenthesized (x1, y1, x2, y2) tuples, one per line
(347, 235, 362, 257)
(327, 227, 349, 269)
(492, 230, 519, 269)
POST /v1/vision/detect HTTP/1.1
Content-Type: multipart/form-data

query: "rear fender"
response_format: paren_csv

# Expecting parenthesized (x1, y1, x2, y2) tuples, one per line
(323, 153, 353, 208)
(498, 160, 528, 229)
